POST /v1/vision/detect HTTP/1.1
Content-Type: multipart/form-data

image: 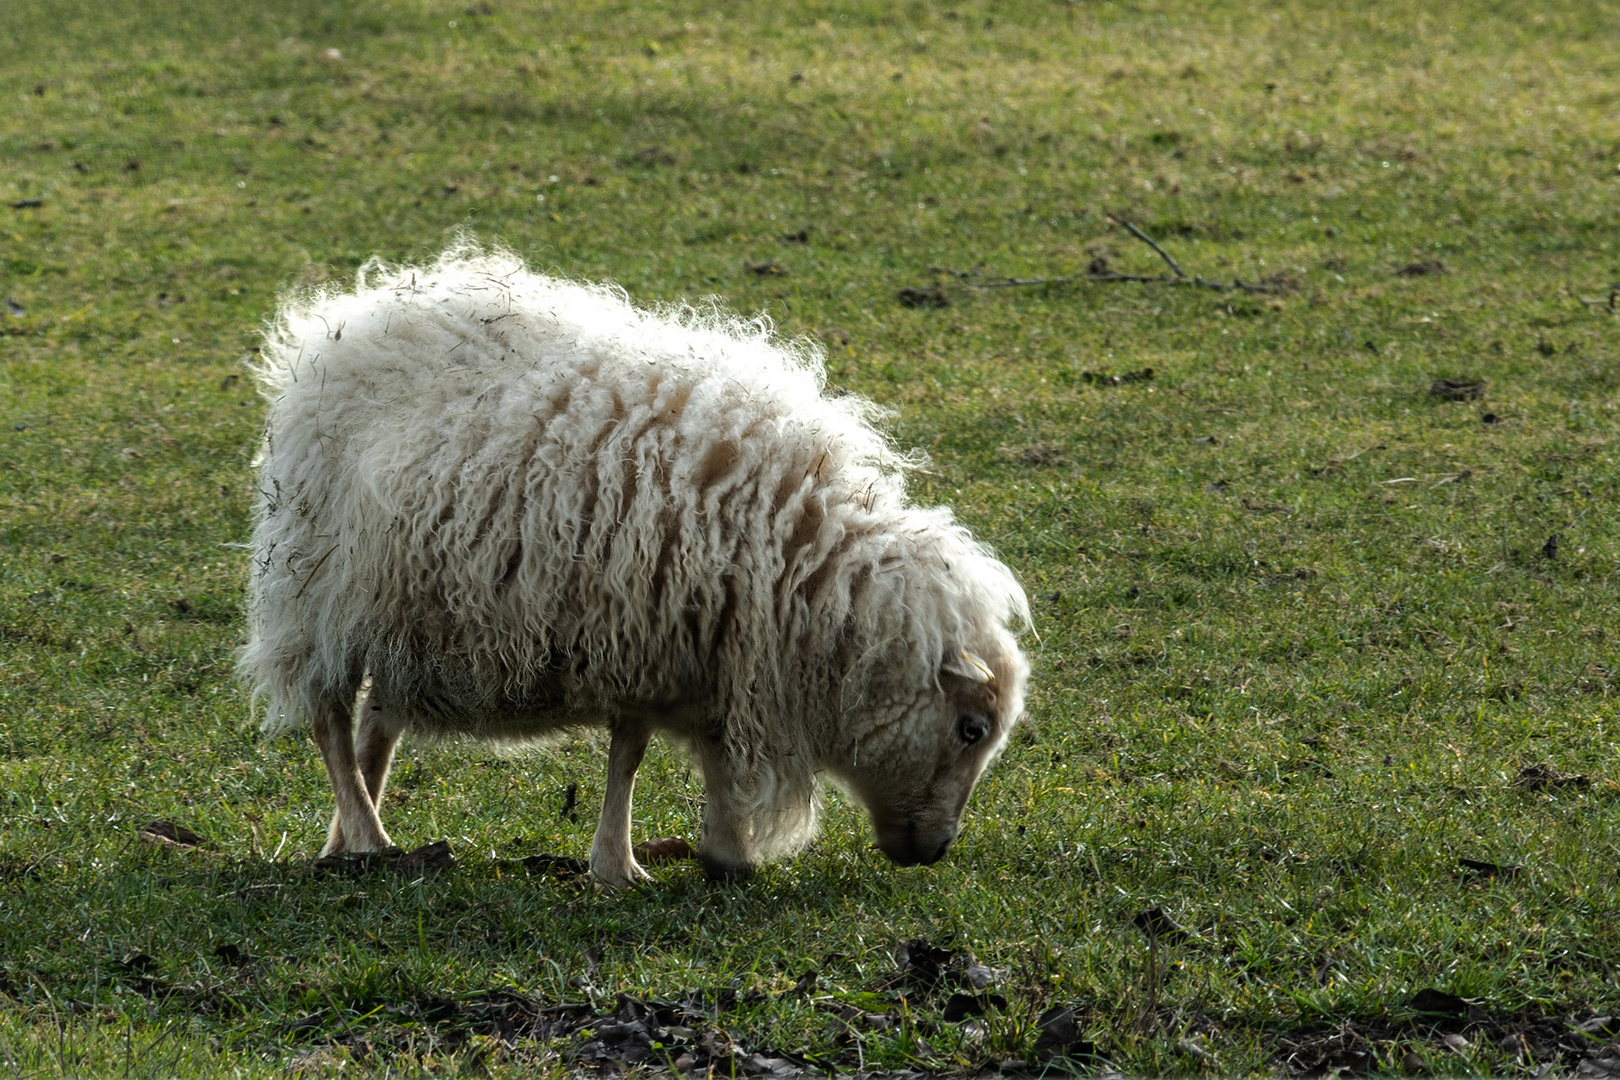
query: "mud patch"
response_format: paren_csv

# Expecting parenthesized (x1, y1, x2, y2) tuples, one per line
(1079, 367, 1154, 386)
(1396, 259, 1446, 277)
(897, 285, 950, 309)
(290, 990, 832, 1076)
(1430, 377, 1486, 401)
(1275, 1008, 1619, 1076)
(308, 840, 455, 878)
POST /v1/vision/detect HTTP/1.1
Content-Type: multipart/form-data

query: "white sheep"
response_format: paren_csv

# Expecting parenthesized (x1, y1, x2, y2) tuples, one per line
(241, 241, 1030, 885)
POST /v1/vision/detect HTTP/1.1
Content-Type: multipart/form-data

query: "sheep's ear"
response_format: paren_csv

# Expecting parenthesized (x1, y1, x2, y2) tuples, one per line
(942, 650, 995, 685)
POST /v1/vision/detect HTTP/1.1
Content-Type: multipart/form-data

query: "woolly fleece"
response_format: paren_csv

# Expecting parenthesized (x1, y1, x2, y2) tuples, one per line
(241, 242, 1030, 863)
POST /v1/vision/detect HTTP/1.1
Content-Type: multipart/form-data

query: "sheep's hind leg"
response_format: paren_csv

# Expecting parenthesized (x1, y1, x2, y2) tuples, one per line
(354, 687, 403, 806)
(321, 686, 403, 856)
(313, 690, 395, 857)
(588, 718, 652, 887)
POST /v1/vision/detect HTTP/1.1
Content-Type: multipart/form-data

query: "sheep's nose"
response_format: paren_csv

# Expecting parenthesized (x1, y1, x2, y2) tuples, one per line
(877, 823, 956, 866)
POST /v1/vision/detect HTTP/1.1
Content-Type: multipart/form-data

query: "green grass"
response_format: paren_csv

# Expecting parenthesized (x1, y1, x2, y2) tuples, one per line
(2, 0, 1618, 1075)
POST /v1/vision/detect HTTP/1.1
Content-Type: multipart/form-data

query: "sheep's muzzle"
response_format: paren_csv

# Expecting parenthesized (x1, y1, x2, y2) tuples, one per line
(876, 821, 958, 866)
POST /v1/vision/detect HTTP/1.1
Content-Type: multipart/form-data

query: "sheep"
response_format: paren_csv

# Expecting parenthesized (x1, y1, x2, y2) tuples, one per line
(240, 241, 1031, 885)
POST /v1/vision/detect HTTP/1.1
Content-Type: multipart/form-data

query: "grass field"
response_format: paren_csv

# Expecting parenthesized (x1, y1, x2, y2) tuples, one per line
(2, 0, 1618, 1075)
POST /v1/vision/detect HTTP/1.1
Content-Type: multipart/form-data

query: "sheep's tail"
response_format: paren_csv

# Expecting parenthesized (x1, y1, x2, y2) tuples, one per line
(248, 234, 500, 402)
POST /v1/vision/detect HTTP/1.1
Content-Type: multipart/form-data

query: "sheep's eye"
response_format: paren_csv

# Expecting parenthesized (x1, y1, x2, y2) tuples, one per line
(957, 712, 990, 746)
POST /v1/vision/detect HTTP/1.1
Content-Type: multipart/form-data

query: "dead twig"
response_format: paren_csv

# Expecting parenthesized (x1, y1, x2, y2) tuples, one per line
(929, 217, 1291, 299)
(1108, 214, 1189, 279)
(934, 268, 1083, 288)
(1108, 216, 1292, 293)
(1577, 283, 1619, 311)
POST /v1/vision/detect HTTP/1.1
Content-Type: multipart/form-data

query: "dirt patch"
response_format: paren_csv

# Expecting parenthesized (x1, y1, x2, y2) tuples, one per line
(138, 820, 207, 849)
(1430, 377, 1486, 401)
(273, 939, 1030, 1076)
(290, 989, 867, 1076)
(308, 840, 455, 878)
(1080, 367, 1154, 386)
(82, 939, 1620, 1079)
(1512, 764, 1591, 793)
(1396, 259, 1446, 277)
(628, 146, 675, 167)
(897, 285, 950, 308)
(1275, 1007, 1619, 1076)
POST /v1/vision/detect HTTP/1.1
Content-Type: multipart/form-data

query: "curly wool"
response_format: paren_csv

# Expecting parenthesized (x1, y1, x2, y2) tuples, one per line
(241, 241, 1029, 859)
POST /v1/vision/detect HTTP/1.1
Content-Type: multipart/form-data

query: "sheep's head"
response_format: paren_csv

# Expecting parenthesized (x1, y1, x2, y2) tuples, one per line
(835, 629, 1029, 867)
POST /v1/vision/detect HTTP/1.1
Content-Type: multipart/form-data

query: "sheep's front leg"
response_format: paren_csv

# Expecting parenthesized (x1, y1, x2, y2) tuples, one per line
(313, 693, 394, 857)
(695, 742, 756, 882)
(322, 686, 402, 856)
(588, 718, 653, 887)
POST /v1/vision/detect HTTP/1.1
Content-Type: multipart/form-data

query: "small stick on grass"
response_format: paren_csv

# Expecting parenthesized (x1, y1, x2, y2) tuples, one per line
(933, 267, 1080, 288)
(1107, 213, 1189, 280)
(1111, 215, 1289, 293)
(1577, 283, 1619, 310)
(928, 216, 1290, 298)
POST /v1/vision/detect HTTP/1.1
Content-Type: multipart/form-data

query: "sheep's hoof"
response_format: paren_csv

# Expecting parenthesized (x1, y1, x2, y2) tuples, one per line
(321, 828, 397, 859)
(589, 858, 651, 889)
(700, 855, 754, 883)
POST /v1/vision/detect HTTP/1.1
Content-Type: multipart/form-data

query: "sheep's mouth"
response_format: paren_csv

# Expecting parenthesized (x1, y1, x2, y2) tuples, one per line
(875, 821, 956, 866)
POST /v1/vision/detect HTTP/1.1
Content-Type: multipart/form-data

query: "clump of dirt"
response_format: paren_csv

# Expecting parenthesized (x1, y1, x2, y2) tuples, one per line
(1512, 764, 1590, 793)
(1429, 377, 1485, 401)
(1396, 259, 1446, 277)
(138, 820, 207, 849)
(1275, 1004, 1619, 1077)
(308, 840, 455, 877)
(897, 285, 949, 308)
(1080, 367, 1154, 386)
